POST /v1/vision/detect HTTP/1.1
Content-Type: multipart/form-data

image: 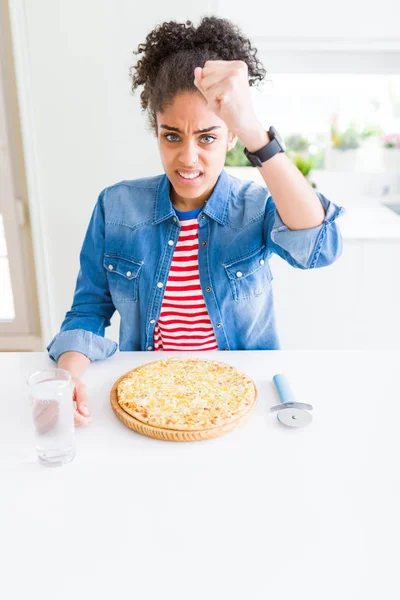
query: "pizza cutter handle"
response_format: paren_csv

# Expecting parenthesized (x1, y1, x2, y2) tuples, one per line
(272, 374, 297, 405)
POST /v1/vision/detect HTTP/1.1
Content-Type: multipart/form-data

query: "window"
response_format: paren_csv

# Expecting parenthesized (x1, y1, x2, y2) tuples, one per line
(0, 2, 42, 351)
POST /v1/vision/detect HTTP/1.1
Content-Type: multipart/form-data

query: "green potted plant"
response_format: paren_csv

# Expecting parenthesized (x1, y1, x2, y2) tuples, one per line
(224, 138, 252, 167)
(325, 114, 362, 171)
(331, 126, 360, 150)
(382, 132, 400, 171)
(224, 138, 265, 184)
(224, 133, 319, 185)
(360, 124, 384, 145)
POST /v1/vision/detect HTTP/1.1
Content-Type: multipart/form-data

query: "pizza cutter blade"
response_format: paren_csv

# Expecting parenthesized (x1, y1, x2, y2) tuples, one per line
(270, 373, 313, 428)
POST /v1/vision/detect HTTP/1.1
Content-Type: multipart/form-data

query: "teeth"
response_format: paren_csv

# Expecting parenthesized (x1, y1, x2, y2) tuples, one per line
(178, 171, 201, 179)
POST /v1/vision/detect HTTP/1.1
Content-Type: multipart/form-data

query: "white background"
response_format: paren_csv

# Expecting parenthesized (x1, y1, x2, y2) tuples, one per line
(7, 0, 400, 350)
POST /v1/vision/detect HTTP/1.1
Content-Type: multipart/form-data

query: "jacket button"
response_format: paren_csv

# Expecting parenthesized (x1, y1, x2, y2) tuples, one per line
(259, 259, 265, 265)
(216, 323, 222, 328)
(150, 319, 155, 324)
(147, 346, 153, 351)
(236, 271, 243, 278)
(201, 215, 206, 220)
(108, 264, 114, 271)
(126, 271, 132, 277)
(168, 240, 174, 246)
(202, 241, 207, 246)
(205, 286, 211, 292)
(157, 282, 163, 288)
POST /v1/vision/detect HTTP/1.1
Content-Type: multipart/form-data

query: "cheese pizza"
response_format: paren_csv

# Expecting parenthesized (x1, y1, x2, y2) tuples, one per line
(116, 357, 257, 431)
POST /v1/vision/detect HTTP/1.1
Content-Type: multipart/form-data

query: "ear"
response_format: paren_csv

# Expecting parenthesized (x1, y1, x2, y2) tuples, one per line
(226, 131, 238, 152)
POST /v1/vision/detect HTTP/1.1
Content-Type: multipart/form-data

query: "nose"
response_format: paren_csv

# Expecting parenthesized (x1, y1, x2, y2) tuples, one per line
(178, 139, 199, 167)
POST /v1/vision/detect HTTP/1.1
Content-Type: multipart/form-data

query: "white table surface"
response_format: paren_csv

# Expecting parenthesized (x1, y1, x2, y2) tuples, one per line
(1, 349, 400, 600)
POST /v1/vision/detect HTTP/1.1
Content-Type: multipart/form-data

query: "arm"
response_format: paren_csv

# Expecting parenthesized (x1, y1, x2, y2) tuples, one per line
(263, 190, 345, 269)
(238, 124, 345, 268)
(237, 125, 326, 230)
(240, 114, 346, 269)
(47, 188, 118, 362)
(194, 60, 329, 231)
(57, 351, 91, 379)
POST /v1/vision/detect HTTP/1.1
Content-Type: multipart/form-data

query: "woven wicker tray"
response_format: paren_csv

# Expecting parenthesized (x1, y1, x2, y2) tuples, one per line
(110, 365, 258, 442)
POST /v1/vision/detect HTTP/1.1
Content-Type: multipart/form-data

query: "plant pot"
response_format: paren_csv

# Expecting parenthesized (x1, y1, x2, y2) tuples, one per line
(324, 147, 369, 172)
(324, 147, 359, 171)
(383, 148, 400, 172)
(225, 162, 313, 186)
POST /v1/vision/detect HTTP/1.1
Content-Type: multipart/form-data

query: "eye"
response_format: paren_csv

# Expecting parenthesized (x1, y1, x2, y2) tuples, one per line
(200, 135, 216, 144)
(164, 133, 180, 142)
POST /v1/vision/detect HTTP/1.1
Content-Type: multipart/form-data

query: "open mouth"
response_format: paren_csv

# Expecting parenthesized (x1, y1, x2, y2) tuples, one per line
(176, 170, 204, 183)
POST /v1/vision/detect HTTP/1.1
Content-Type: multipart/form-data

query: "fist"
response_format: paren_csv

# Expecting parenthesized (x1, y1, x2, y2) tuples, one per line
(193, 60, 258, 136)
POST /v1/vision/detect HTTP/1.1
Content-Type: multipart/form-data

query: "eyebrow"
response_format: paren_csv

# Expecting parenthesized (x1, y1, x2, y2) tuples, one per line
(159, 124, 222, 134)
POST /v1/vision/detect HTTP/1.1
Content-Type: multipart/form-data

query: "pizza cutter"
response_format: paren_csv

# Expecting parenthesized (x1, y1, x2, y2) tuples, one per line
(270, 373, 313, 427)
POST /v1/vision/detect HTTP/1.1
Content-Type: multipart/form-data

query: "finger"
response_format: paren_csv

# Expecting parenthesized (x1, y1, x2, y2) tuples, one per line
(203, 59, 233, 72)
(74, 408, 90, 427)
(199, 81, 232, 109)
(204, 59, 247, 73)
(75, 385, 90, 417)
(199, 73, 232, 93)
(193, 67, 203, 90)
(33, 400, 59, 434)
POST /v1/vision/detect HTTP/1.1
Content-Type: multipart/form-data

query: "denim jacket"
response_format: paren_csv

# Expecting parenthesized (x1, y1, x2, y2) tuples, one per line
(47, 168, 345, 361)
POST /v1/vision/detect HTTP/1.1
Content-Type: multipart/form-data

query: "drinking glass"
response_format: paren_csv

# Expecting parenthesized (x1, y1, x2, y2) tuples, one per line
(26, 368, 76, 466)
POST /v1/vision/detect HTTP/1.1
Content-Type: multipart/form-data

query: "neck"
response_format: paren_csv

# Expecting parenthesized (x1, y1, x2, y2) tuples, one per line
(172, 198, 206, 211)
(170, 183, 213, 212)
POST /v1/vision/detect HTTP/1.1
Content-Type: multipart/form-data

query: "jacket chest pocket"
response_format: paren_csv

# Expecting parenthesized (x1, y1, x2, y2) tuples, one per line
(222, 243, 273, 301)
(103, 253, 143, 303)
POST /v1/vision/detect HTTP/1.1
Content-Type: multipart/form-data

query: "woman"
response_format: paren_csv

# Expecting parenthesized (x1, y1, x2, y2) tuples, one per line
(47, 16, 345, 426)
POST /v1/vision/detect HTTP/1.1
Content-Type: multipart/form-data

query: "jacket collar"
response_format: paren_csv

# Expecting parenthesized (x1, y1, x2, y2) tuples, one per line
(153, 168, 231, 226)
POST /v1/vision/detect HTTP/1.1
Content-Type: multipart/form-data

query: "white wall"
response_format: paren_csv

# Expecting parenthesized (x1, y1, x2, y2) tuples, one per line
(11, 1, 214, 347)
(270, 240, 400, 350)
(213, 0, 400, 38)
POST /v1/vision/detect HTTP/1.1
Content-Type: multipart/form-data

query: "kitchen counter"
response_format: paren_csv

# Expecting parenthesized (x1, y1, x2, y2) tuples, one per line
(225, 166, 400, 240)
(339, 200, 400, 240)
(1, 349, 400, 600)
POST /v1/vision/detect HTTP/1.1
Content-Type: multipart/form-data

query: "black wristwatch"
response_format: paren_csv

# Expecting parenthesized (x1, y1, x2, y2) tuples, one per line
(244, 126, 286, 167)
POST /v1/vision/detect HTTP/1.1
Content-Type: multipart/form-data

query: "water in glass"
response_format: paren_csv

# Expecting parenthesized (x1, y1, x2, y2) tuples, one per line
(28, 370, 76, 466)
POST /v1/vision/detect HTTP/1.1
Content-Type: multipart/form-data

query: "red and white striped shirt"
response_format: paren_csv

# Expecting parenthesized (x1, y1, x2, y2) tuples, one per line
(153, 215, 219, 351)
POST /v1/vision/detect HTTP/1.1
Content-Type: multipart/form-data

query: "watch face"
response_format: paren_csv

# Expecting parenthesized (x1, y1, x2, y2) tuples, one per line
(269, 126, 286, 152)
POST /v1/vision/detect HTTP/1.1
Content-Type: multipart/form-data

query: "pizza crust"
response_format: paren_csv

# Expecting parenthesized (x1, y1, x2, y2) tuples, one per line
(116, 357, 257, 431)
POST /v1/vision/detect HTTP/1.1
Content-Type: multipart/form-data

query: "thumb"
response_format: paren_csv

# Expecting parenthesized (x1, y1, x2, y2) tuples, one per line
(74, 380, 90, 416)
(194, 66, 203, 90)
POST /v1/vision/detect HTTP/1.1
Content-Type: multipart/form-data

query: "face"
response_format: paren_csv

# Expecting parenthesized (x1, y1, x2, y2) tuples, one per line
(156, 91, 237, 209)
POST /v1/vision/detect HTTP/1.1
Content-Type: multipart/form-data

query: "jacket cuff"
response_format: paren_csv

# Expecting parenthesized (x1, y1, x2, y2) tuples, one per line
(270, 191, 346, 268)
(47, 329, 118, 363)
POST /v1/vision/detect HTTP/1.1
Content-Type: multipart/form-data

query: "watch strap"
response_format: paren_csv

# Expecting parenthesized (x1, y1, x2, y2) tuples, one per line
(244, 134, 283, 167)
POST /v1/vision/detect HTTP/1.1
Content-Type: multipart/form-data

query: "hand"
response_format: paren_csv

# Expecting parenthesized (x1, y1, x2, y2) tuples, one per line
(72, 376, 91, 427)
(193, 60, 260, 138)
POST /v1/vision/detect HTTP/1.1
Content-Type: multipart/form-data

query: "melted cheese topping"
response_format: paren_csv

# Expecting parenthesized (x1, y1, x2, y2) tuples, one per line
(117, 357, 256, 430)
